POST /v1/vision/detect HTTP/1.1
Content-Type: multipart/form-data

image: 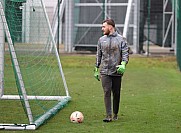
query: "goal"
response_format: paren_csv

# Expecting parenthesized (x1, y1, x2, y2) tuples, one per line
(0, 0, 70, 130)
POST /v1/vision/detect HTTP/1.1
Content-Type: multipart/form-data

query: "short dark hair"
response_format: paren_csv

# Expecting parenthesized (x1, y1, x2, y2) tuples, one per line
(102, 19, 115, 27)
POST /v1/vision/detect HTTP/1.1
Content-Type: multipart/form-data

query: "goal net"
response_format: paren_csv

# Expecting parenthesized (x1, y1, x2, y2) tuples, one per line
(0, 0, 70, 130)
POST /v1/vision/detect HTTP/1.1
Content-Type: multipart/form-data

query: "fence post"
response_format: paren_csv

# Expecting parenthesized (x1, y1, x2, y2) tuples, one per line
(177, 0, 181, 71)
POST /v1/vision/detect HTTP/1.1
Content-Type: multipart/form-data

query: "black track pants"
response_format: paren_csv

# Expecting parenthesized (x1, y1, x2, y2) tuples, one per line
(101, 75, 122, 116)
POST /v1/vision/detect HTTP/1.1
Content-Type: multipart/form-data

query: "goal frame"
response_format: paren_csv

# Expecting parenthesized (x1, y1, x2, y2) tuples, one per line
(0, 0, 71, 130)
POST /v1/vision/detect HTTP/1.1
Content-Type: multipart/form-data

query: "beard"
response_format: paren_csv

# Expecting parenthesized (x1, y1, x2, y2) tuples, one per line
(103, 30, 110, 35)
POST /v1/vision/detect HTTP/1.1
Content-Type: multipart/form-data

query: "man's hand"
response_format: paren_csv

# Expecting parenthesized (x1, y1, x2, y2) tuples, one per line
(116, 61, 126, 74)
(94, 67, 100, 81)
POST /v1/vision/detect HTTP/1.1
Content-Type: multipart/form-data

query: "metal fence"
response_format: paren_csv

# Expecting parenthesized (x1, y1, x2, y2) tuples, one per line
(63, 0, 175, 54)
(4, 0, 176, 54)
(65, 0, 138, 53)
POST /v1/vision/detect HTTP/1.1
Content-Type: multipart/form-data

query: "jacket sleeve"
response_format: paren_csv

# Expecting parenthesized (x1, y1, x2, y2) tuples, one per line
(121, 39, 129, 64)
(95, 39, 102, 68)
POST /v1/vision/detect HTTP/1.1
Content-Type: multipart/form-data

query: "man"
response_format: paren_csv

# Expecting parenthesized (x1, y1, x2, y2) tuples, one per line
(94, 19, 129, 122)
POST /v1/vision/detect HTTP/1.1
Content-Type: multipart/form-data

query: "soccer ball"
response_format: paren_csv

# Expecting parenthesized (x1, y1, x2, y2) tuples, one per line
(70, 111, 84, 123)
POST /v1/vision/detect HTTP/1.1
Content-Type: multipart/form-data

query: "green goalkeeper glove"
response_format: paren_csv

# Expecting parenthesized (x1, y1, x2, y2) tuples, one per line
(94, 67, 100, 81)
(116, 61, 126, 74)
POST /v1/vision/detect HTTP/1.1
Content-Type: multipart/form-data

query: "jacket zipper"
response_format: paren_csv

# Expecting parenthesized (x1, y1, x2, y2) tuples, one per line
(107, 37, 112, 75)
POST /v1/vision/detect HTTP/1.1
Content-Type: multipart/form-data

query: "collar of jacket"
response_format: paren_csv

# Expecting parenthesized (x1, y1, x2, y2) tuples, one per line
(107, 31, 118, 37)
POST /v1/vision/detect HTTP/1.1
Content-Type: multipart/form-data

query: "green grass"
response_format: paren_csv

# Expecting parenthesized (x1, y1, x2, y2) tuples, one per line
(1, 55, 181, 133)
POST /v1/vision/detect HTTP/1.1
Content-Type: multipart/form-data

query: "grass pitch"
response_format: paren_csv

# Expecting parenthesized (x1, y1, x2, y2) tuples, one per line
(2, 55, 181, 133)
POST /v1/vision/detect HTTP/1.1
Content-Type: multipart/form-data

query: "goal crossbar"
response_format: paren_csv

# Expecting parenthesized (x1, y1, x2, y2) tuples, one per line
(0, 95, 71, 101)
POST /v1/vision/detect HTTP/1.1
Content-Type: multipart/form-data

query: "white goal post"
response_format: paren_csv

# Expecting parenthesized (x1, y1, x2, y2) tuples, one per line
(123, 0, 133, 38)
